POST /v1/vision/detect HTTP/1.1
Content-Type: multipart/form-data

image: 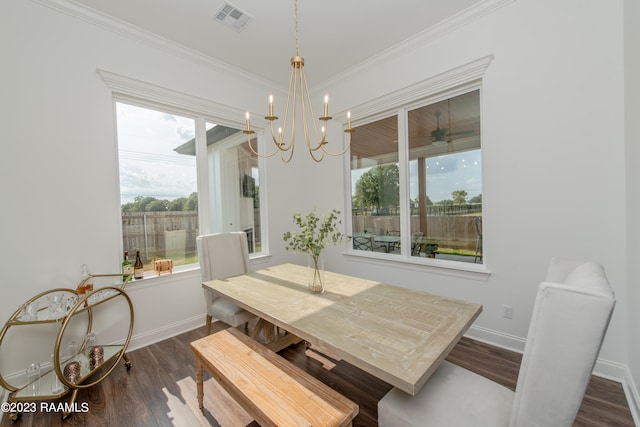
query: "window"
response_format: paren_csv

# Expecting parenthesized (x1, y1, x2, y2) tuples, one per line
(204, 121, 261, 253)
(349, 88, 482, 265)
(117, 103, 198, 273)
(115, 102, 263, 277)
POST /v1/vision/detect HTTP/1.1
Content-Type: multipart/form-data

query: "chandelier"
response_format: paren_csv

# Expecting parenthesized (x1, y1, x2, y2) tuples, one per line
(243, 0, 354, 162)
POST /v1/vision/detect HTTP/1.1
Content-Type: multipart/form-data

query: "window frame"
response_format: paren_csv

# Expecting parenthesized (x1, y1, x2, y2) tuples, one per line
(343, 57, 492, 278)
(100, 70, 270, 278)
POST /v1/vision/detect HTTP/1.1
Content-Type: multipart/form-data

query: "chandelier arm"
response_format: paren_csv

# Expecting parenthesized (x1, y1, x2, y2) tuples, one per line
(269, 120, 292, 152)
(282, 67, 296, 164)
(288, 65, 299, 152)
(299, 63, 350, 157)
(319, 130, 354, 156)
(309, 148, 325, 162)
(279, 142, 294, 162)
(245, 131, 282, 158)
(276, 60, 299, 150)
(299, 66, 325, 152)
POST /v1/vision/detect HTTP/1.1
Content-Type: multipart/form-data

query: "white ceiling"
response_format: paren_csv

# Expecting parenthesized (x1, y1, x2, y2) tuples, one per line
(70, 0, 484, 87)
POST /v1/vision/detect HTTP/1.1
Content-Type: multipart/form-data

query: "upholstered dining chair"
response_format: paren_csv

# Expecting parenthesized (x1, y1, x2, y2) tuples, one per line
(378, 257, 616, 427)
(196, 232, 257, 335)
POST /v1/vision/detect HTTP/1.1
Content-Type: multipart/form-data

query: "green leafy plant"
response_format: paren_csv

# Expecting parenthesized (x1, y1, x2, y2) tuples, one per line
(283, 209, 349, 291)
(283, 209, 349, 259)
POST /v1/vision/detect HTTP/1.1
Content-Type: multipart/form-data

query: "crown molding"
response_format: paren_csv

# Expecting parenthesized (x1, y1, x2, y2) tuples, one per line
(33, 0, 510, 93)
(318, 0, 514, 91)
(30, 0, 284, 91)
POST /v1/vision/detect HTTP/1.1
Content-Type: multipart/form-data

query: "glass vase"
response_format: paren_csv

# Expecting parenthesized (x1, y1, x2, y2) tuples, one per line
(307, 253, 325, 293)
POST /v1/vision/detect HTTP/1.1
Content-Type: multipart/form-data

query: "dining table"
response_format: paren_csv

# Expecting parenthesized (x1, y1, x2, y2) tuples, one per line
(202, 263, 482, 395)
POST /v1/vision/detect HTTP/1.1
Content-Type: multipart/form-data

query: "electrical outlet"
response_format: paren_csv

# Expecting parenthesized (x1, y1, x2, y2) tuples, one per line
(503, 305, 513, 319)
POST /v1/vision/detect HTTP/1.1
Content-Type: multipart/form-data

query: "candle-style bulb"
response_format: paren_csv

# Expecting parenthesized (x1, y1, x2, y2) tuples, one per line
(323, 94, 329, 117)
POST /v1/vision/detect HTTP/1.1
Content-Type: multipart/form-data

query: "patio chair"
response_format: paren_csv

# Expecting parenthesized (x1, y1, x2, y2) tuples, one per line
(474, 216, 483, 263)
(353, 235, 373, 251)
(411, 232, 424, 256)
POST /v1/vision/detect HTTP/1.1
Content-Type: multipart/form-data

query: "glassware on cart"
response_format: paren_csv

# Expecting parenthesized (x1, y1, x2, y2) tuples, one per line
(47, 293, 66, 319)
(20, 301, 39, 321)
(50, 354, 64, 394)
(67, 341, 78, 362)
(25, 363, 40, 396)
(83, 332, 96, 355)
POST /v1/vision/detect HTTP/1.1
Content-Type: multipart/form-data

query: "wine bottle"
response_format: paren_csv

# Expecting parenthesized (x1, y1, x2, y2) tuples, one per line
(122, 251, 133, 282)
(134, 249, 144, 280)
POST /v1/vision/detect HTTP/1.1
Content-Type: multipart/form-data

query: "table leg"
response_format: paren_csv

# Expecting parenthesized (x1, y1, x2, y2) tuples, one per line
(251, 318, 266, 340)
(195, 356, 204, 412)
(263, 322, 276, 344)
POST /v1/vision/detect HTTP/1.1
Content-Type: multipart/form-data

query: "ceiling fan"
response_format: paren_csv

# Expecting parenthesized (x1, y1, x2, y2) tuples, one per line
(430, 110, 475, 146)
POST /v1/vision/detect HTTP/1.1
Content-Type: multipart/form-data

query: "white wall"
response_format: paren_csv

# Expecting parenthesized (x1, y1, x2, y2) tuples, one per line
(0, 0, 636, 413)
(267, 0, 630, 377)
(625, 0, 640, 417)
(0, 0, 272, 379)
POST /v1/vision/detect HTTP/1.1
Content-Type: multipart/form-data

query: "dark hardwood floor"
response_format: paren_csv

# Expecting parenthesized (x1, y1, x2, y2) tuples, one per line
(1, 323, 634, 426)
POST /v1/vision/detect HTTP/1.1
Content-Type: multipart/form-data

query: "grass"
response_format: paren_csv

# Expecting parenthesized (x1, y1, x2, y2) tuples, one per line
(435, 247, 478, 257)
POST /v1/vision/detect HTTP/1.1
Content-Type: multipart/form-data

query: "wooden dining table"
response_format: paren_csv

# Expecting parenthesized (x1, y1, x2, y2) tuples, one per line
(202, 263, 482, 395)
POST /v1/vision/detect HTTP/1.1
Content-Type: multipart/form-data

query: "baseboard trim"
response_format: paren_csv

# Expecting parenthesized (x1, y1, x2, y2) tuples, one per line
(622, 366, 640, 426)
(126, 315, 204, 352)
(465, 325, 640, 425)
(465, 324, 526, 354)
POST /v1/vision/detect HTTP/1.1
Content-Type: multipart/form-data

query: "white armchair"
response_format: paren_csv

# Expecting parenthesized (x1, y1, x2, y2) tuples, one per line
(196, 232, 257, 335)
(378, 257, 616, 427)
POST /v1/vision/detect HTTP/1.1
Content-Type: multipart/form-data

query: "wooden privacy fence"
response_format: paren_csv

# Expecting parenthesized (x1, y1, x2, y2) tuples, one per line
(122, 210, 262, 265)
(122, 211, 199, 264)
(352, 214, 480, 252)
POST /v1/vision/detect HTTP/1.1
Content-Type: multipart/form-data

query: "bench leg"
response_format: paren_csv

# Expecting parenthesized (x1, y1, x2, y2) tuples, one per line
(195, 356, 204, 412)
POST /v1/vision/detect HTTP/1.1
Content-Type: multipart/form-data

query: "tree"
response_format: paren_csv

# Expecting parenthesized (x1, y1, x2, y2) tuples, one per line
(354, 164, 399, 209)
(451, 190, 468, 205)
(146, 199, 169, 212)
(469, 194, 482, 204)
(122, 193, 199, 212)
(121, 196, 160, 212)
(183, 192, 198, 211)
(168, 198, 186, 211)
(415, 195, 433, 206)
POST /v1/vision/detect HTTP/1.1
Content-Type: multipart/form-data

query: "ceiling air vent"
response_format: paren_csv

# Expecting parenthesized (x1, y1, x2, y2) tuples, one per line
(214, 2, 253, 32)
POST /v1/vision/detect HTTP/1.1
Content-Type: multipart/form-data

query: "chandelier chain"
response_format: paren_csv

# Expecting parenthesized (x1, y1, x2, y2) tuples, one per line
(294, 0, 300, 57)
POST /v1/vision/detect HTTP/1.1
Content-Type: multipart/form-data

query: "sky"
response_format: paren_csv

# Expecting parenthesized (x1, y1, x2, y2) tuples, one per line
(351, 150, 482, 204)
(414, 150, 482, 202)
(117, 102, 481, 207)
(117, 102, 198, 204)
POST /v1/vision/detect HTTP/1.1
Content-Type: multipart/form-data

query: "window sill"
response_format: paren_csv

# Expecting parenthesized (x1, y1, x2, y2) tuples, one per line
(123, 252, 272, 291)
(123, 266, 200, 291)
(343, 250, 491, 281)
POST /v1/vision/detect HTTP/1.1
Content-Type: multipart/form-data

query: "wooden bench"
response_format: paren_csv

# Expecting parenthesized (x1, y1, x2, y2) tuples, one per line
(190, 328, 359, 427)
